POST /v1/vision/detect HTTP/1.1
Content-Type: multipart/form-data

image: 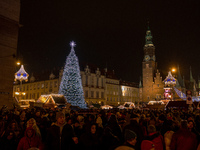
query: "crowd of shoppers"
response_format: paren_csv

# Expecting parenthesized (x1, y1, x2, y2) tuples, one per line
(0, 105, 200, 150)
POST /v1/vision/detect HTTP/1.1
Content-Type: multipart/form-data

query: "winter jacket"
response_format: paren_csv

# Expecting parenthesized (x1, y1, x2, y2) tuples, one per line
(45, 123, 75, 150)
(170, 128, 197, 150)
(79, 132, 100, 150)
(143, 131, 164, 150)
(17, 127, 43, 150)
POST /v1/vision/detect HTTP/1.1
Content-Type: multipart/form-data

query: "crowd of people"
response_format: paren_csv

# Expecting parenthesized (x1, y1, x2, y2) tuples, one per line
(0, 105, 200, 150)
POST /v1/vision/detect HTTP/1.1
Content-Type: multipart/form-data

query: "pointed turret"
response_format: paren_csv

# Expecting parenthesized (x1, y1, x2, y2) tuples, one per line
(139, 76, 142, 88)
(176, 65, 184, 87)
(145, 26, 153, 46)
(190, 66, 194, 82)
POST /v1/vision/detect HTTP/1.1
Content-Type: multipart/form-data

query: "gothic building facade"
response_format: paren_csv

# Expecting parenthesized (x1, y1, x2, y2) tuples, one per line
(141, 27, 164, 102)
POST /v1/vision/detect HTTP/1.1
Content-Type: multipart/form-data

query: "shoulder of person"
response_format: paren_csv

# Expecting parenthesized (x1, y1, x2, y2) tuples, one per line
(115, 145, 135, 150)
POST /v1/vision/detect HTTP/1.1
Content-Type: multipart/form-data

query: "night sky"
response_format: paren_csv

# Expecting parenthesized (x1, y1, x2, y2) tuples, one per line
(18, 0, 200, 83)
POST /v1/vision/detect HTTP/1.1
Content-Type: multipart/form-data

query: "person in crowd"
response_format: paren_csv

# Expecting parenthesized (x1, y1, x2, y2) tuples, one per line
(170, 120, 198, 150)
(47, 111, 56, 127)
(156, 114, 167, 136)
(79, 123, 100, 150)
(142, 125, 164, 150)
(73, 120, 83, 138)
(45, 111, 78, 150)
(115, 129, 137, 150)
(164, 120, 174, 150)
(66, 117, 73, 126)
(26, 118, 41, 139)
(187, 120, 200, 143)
(141, 140, 155, 150)
(106, 114, 123, 143)
(123, 113, 144, 150)
(100, 123, 120, 150)
(0, 130, 18, 150)
(17, 127, 43, 150)
(83, 114, 96, 133)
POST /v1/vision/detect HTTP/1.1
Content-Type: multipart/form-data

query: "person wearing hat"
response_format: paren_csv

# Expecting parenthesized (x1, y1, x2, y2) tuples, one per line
(45, 111, 78, 150)
(123, 113, 144, 150)
(115, 129, 137, 150)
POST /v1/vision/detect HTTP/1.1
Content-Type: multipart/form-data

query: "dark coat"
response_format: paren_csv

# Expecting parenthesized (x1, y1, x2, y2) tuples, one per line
(79, 132, 100, 150)
(45, 123, 75, 150)
(123, 120, 144, 150)
(170, 128, 198, 150)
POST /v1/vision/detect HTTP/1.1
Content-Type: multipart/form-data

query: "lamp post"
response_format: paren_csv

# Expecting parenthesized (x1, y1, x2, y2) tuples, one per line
(14, 65, 29, 101)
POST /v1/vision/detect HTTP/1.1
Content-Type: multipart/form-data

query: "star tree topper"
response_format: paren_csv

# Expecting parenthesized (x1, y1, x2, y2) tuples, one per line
(70, 41, 76, 48)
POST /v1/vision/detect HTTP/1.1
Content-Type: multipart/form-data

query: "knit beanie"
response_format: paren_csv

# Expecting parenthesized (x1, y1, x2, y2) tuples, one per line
(141, 140, 155, 150)
(56, 111, 65, 120)
(124, 129, 137, 141)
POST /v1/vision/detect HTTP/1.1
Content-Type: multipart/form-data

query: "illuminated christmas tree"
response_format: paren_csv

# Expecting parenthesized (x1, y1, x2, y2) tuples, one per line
(59, 41, 87, 108)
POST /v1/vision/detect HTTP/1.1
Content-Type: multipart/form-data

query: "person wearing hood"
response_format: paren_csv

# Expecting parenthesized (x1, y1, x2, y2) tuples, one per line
(45, 111, 78, 150)
(17, 127, 43, 150)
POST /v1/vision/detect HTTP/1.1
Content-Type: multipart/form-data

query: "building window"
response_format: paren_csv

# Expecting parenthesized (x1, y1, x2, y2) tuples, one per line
(54, 81, 57, 87)
(101, 92, 104, 98)
(41, 83, 44, 89)
(37, 93, 39, 99)
(86, 75, 88, 86)
(30, 85, 32, 90)
(37, 83, 40, 89)
(27, 85, 29, 90)
(96, 91, 99, 98)
(32, 93, 35, 99)
(91, 77, 94, 86)
(85, 91, 88, 98)
(91, 91, 94, 98)
(97, 77, 99, 87)
(46, 83, 48, 88)
(50, 82, 53, 88)
(33, 84, 36, 90)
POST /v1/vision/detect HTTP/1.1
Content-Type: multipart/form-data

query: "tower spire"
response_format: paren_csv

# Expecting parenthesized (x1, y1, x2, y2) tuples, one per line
(190, 66, 194, 82)
(145, 23, 153, 45)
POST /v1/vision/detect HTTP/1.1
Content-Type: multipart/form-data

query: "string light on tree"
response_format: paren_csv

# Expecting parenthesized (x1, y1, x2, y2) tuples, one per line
(59, 41, 87, 108)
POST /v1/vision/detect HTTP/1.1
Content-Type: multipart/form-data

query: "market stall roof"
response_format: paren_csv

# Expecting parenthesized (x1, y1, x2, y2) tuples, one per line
(166, 101, 199, 108)
(37, 94, 67, 105)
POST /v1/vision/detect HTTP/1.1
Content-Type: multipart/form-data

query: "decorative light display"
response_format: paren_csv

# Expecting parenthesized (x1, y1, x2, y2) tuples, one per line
(164, 71, 176, 86)
(59, 41, 87, 108)
(15, 65, 29, 82)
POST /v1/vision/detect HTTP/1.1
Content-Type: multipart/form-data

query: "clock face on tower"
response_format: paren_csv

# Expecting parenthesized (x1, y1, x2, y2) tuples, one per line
(144, 55, 150, 61)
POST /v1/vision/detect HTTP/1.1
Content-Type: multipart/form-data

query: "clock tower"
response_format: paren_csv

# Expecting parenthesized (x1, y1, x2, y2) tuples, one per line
(142, 26, 157, 102)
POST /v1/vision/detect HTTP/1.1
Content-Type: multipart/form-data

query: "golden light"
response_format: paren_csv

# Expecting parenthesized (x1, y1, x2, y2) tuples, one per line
(172, 68, 176, 72)
(16, 61, 21, 65)
(15, 92, 20, 95)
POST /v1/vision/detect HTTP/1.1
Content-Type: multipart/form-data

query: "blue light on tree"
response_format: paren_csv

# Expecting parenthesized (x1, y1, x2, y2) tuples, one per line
(59, 41, 87, 108)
